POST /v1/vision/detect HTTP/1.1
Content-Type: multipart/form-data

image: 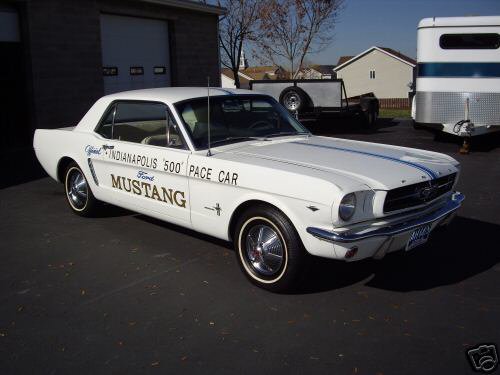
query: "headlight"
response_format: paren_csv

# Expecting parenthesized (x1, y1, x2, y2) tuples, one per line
(339, 193, 357, 221)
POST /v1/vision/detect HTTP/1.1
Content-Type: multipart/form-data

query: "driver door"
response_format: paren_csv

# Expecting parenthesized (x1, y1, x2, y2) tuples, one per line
(89, 100, 191, 225)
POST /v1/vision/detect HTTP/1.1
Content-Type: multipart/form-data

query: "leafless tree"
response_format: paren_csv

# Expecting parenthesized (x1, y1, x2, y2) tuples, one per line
(207, 0, 260, 88)
(256, 0, 344, 79)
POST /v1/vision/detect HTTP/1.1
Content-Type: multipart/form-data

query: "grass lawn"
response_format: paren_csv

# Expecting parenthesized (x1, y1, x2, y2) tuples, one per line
(379, 108, 411, 119)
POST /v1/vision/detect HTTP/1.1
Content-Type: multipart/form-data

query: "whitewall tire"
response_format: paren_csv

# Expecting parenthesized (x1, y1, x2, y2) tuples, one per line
(64, 162, 100, 217)
(234, 204, 308, 292)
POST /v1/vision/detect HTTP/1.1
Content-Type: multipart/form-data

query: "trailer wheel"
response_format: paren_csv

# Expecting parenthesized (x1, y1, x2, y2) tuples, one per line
(360, 98, 378, 127)
(361, 108, 377, 127)
(279, 87, 309, 113)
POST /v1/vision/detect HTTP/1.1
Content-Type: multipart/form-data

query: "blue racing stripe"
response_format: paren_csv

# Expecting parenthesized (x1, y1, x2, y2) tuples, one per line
(291, 142, 438, 179)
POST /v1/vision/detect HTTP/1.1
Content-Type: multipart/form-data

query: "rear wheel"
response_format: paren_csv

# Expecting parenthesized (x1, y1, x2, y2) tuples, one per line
(234, 205, 307, 292)
(64, 162, 100, 217)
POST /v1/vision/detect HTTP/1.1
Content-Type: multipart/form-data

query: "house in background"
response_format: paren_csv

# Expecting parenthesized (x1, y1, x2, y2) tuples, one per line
(336, 55, 354, 66)
(241, 65, 289, 80)
(221, 68, 253, 89)
(297, 65, 337, 79)
(221, 64, 289, 88)
(334, 46, 416, 109)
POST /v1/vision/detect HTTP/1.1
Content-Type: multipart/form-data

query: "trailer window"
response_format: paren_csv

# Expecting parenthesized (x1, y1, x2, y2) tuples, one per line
(440, 33, 500, 49)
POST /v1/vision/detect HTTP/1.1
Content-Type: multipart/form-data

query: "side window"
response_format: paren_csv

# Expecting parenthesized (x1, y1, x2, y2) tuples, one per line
(440, 33, 500, 50)
(95, 102, 185, 149)
(96, 107, 115, 139)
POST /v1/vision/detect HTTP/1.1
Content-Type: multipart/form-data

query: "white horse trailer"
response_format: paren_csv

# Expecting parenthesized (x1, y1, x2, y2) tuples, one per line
(412, 16, 500, 138)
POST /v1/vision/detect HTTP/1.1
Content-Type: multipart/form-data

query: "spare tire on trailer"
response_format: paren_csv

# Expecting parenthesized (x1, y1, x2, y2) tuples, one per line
(279, 86, 309, 113)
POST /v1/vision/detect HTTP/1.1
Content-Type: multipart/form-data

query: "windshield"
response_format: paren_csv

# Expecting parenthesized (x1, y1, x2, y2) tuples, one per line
(174, 95, 310, 149)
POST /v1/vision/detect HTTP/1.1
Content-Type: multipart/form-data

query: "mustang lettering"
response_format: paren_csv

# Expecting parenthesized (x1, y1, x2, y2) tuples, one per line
(111, 174, 186, 208)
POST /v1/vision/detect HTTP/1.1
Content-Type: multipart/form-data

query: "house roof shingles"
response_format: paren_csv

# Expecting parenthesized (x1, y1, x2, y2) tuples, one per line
(378, 47, 417, 65)
(221, 68, 251, 88)
(334, 47, 416, 71)
(337, 56, 353, 66)
(310, 65, 336, 75)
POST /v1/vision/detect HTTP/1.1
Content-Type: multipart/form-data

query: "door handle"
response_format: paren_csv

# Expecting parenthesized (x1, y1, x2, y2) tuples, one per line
(102, 144, 114, 150)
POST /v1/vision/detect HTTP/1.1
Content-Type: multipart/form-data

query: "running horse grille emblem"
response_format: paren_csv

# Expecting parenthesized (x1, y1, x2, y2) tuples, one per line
(418, 185, 439, 201)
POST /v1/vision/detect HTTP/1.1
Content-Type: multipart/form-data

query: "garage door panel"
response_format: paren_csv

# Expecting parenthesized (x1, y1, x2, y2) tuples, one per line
(100, 14, 170, 94)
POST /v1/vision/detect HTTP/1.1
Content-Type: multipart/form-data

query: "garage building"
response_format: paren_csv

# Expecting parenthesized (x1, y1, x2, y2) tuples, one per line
(0, 0, 223, 186)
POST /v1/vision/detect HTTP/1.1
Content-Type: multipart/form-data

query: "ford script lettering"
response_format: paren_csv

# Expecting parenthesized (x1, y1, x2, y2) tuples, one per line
(137, 170, 154, 181)
(85, 145, 102, 157)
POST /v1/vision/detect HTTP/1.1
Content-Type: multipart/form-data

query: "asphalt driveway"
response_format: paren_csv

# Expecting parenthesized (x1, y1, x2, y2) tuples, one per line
(1, 118, 499, 374)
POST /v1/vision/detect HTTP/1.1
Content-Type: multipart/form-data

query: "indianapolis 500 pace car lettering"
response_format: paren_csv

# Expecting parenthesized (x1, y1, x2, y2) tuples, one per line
(34, 87, 464, 291)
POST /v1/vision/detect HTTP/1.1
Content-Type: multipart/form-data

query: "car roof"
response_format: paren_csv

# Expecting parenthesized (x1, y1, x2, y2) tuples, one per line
(102, 87, 258, 104)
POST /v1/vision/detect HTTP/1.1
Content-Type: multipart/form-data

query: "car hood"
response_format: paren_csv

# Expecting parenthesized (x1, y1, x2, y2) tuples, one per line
(224, 136, 459, 190)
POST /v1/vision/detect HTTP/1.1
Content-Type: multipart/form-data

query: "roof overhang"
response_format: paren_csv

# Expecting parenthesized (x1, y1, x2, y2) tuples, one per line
(334, 46, 415, 71)
(418, 16, 500, 28)
(139, 0, 225, 15)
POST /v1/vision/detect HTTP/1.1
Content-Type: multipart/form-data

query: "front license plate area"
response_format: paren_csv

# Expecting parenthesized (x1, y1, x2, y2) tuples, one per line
(406, 224, 432, 251)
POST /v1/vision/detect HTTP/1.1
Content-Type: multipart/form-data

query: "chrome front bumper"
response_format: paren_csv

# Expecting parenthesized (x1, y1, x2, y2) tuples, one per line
(307, 192, 465, 243)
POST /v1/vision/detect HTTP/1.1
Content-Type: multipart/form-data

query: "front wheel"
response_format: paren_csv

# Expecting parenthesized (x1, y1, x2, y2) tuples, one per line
(234, 205, 308, 292)
(64, 162, 100, 217)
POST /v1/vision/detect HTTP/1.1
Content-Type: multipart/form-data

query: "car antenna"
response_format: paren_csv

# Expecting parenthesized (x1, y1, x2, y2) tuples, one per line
(207, 76, 212, 157)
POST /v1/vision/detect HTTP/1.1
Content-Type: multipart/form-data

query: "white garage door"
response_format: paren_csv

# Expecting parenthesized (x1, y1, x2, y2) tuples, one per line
(100, 14, 170, 94)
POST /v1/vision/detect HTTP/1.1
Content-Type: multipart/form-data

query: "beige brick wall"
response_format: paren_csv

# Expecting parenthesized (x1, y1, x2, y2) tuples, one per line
(336, 49, 414, 99)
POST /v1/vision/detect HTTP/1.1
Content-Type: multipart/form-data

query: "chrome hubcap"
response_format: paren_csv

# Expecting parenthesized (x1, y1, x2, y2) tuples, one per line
(245, 224, 284, 276)
(67, 169, 87, 209)
(284, 93, 300, 111)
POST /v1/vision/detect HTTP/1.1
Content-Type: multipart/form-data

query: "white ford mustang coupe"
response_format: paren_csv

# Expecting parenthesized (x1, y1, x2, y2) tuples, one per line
(34, 87, 464, 291)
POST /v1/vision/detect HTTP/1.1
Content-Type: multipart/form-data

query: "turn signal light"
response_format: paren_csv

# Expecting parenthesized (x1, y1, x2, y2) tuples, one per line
(345, 247, 358, 259)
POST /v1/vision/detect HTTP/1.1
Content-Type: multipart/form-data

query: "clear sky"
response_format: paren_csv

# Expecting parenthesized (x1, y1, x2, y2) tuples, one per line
(306, 0, 500, 66)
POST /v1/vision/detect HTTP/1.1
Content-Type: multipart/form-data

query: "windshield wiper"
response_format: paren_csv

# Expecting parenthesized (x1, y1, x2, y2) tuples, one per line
(208, 136, 263, 147)
(263, 131, 310, 139)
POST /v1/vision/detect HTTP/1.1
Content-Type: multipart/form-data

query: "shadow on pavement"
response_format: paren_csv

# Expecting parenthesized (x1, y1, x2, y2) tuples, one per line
(135, 214, 233, 250)
(432, 129, 500, 153)
(134, 212, 499, 295)
(296, 216, 500, 294)
(0, 149, 46, 189)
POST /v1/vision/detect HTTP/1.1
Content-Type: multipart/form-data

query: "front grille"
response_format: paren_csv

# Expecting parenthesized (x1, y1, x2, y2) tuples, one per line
(384, 173, 456, 213)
